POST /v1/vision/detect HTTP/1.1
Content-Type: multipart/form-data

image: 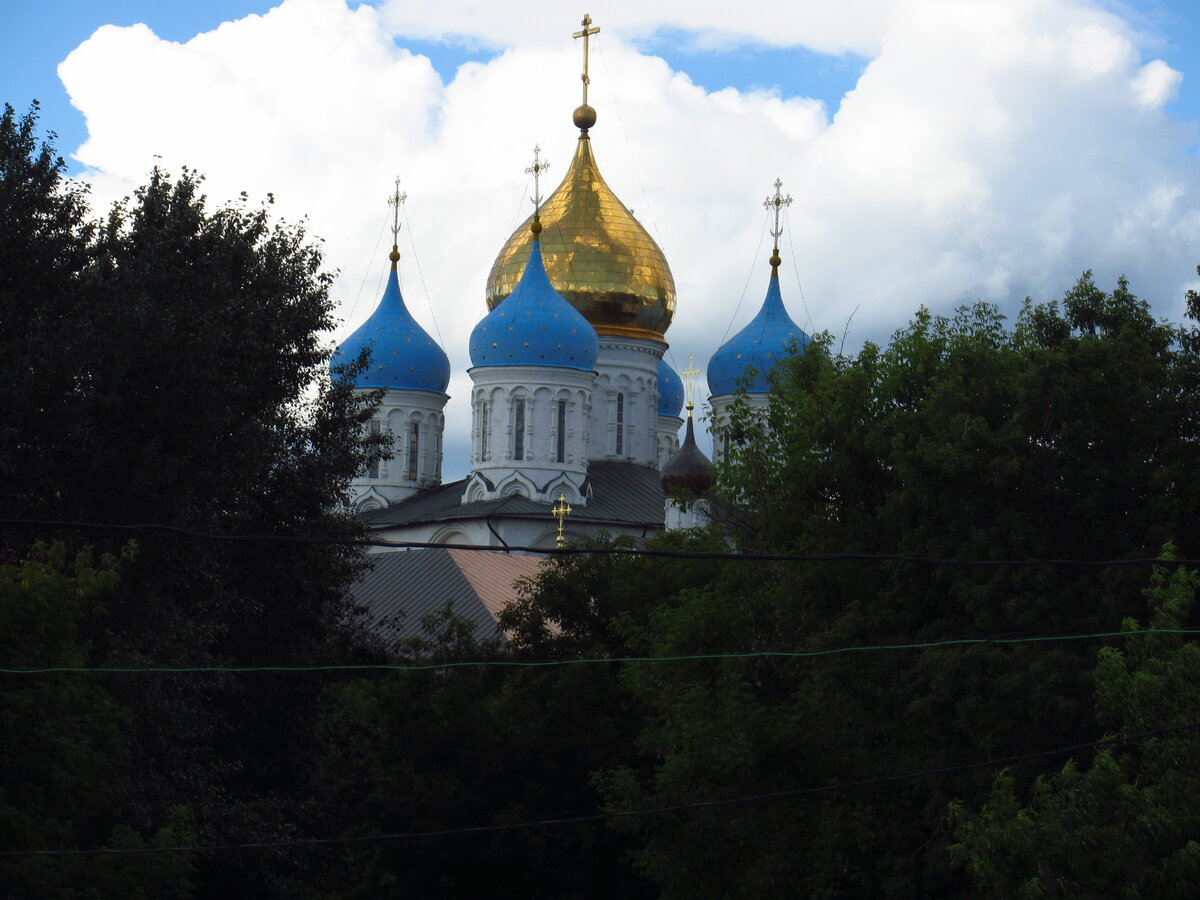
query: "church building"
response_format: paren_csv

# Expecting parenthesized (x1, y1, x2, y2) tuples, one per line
(333, 15, 810, 556)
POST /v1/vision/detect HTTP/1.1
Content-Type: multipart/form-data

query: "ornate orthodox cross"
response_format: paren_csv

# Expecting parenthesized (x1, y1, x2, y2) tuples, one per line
(388, 176, 407, 243)
(551, 493, 573, 547)
(572, 13, 601, 108)
(525, 144, 549, 211)
(764, 177, 792, 247)
(387, 176, 407, 267)
(681, 353, 701, 416)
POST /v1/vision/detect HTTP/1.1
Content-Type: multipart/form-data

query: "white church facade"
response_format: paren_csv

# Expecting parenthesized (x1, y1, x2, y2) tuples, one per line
(331, 16, 812, 554)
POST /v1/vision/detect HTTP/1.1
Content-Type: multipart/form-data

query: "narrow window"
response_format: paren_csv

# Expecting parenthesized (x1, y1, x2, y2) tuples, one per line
(436, 428, 442, 480)
(480, 401, 489, 460)
(556, 400, 567, 463)
(408, 422, 419, 481)
(514, 398, 526, 461)
(367, 420, 381, 478)
(615, 392, 625, 456)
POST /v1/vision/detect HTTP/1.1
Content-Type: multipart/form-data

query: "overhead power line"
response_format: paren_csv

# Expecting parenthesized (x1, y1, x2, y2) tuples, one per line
(3, 518, 1195, 568)
(4, 628, 1199, 676)
(3, 722, 1195, 858)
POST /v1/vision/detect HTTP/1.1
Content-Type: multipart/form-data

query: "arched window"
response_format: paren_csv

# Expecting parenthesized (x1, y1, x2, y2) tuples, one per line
(513, 398, 526, 461)
(367, 420, 381, 478)
(480, 400, 489, 460)
(556, 399, 567, 463)
(407, 421, 419, 481)
(615, 392, 625, 457)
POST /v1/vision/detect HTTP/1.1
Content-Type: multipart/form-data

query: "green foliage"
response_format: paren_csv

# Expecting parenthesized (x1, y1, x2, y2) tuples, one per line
(950, 558, 1200, 897)
(0, 103, 387, 897)
(306, 600, 655, 898)
(592, 276, 1200, 896)
(0, 543, 195, 899)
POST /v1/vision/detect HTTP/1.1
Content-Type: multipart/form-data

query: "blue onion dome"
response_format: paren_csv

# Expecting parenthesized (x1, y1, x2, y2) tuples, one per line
(707, 271, 811, 397)
(332, 257, 450, 394)
(657, 358, 684, 418)
(470, 236, 599, 371)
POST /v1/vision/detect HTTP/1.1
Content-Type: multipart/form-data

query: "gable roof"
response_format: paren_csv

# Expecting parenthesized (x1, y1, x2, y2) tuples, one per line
(348, 547, 544, 642)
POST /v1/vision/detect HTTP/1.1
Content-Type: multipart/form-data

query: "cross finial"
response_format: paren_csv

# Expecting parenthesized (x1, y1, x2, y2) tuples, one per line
(763, 177, 791, 274)
(680, 353, 701, 417)
(572, 13, 601, 109)
(764, 178, 792, 245)
(387, 176, 407, 269)
(525, 145, 550, 236)
(551, 492, 573, 548)
(525, 145, 550, 210)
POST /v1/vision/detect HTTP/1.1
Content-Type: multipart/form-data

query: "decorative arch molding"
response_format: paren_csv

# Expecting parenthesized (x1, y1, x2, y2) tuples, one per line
(431, 526, 470, 546)
(529, 523, 587, 549)
(497, 471, 538, 499)
(540, 472, 585, 508)
(354, 486, 391, 513)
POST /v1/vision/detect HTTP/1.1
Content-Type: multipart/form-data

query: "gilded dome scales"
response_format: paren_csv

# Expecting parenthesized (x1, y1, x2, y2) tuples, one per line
(484, 14, 676, 342)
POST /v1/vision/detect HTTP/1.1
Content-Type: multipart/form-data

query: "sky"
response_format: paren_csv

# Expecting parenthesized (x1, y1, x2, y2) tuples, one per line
(4, 0, 1200, 477)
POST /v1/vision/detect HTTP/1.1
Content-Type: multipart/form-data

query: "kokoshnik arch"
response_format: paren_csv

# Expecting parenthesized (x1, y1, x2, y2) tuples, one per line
(332, 13, 811, 551)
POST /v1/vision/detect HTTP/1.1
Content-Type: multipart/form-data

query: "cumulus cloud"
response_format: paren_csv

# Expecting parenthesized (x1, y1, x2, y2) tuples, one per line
(58, 0, 1200, 474)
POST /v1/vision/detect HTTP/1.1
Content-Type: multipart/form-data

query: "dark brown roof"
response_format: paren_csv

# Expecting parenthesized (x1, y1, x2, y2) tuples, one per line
(348, 548, 544, 642)
(358, 460, 666, 532)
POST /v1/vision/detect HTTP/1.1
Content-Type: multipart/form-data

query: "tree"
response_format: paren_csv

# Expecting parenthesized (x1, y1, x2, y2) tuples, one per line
(950, 557, 1200, 897)
(0, 103, 388, 898)
(590, 276, 1200, 896)
(0, 543, 195, 900)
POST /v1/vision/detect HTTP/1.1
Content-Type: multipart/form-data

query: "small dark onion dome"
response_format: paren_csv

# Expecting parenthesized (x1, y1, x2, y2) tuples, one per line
(332, 266, 450, 394)
(707, 274, 810, 396)
(470, 237, 599, 371)
(657, 358, 684, 418)
(661, 416, 715, 496)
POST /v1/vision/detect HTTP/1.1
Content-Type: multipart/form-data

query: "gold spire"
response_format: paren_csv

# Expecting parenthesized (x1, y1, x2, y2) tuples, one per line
(572, 14, 600, 132)
(680, 353, 701, 418)
(764, 177, 792, 278)
(486, 136, 675, 340)
(387, 176, 407, 271)
(552, 493, 572, 548)
(525, 144, 549, 236)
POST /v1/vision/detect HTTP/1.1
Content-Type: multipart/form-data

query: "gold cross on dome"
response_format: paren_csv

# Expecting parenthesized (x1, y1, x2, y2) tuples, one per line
(680, 353, 701, 416)
(525, 145, 550, 211)
(387, 176, 407, 244)
(572, 13, 601, 107)
(551, 492, 572, 548)
(763, 177, 792, 245)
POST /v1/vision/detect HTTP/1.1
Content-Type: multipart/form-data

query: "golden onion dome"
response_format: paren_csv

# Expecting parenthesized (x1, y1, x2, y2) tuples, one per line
(485, 135, 675, 341)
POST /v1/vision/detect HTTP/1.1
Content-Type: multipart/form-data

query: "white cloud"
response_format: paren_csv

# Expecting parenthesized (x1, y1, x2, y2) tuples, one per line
(1133, 58, 1182, 107)
(57, 0, 1200, 473)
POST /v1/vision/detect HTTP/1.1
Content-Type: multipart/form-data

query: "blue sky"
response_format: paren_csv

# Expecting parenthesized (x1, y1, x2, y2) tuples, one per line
(5, 0, 1200, 474)
(10, 0, 1197, 173)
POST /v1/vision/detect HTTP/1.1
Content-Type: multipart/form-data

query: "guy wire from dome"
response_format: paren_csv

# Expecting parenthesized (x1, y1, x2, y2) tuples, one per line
(484, 13, 676, 343)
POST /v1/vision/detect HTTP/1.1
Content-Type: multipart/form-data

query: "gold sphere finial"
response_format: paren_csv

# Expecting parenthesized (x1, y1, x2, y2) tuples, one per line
(573, 104, 597, 132)
(389, 246, 401, 264)
(531, 217, 543, 236)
